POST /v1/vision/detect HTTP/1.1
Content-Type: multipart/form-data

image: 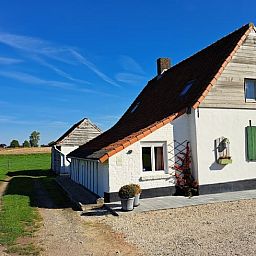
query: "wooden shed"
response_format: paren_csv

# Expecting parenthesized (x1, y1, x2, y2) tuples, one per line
(51, 118, 101, 174)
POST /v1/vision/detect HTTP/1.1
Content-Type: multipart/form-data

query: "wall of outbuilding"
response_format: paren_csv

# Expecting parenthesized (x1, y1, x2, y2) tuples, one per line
(70, 158, 109, 197)
(52, 146, 78, 174)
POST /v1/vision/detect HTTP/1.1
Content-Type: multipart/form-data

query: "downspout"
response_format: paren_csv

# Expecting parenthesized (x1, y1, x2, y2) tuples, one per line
(53, 145, 66, 173)
(53, 145, 62, 154)
(66, 155, 71, 164)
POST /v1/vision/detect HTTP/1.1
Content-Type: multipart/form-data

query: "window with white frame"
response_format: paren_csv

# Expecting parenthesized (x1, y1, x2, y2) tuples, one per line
(141, 142, 166, 172)
(245, 79, 256, 102)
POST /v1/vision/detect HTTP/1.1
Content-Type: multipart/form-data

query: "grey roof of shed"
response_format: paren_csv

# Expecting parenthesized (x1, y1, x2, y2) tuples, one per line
(54, 118, 102, 146)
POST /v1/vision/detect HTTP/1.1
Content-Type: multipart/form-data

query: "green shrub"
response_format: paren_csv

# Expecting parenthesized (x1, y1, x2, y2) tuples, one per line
(130, 184, 142, 195)
(118, 184, 136, 199)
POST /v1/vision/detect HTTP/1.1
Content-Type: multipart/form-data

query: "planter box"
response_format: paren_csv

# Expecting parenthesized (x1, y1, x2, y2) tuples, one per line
(218, 158, 232, 165)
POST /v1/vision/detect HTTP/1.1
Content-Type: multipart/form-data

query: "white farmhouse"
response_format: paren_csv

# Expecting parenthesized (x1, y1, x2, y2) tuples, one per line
(51, 118, 101, 175)
(68, 23, 256, 202)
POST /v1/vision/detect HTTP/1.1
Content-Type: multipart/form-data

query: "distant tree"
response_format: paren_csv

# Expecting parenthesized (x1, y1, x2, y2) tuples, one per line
(23, 140, 30, 147)
(48, 141, 55, 146)
(0, 144, 7, 148)
(29, 131, 40, 147)
(10, 140, 20, 148)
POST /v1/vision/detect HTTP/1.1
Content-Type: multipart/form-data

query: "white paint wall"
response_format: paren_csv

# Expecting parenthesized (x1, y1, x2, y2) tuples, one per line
(108, 124, 175, 193)
(70, 158, 109, 197)
(172, 110, 199, 180)
(52, 146, 78, 174)
(196, 108, 256, 185)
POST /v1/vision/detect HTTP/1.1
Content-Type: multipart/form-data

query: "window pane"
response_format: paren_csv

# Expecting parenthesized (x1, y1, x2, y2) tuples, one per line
(142, 147, 152, 171)
(154, 146, 164, 171)
(245, 80, 256, 100)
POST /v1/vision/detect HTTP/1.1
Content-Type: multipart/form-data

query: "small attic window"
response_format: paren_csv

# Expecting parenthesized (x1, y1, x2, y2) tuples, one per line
(131, 102, 140, 113)
(179, 80, 194, 97)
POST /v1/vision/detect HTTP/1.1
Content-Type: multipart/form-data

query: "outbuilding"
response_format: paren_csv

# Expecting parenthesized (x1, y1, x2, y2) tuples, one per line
(52, 118, 101, 174)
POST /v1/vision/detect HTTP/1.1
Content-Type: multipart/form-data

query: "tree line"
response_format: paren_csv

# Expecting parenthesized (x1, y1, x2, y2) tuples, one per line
(8, 131, 40, 148)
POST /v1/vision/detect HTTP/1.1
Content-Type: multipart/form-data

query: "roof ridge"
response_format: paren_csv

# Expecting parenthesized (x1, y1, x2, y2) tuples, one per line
(120, 24, 251, 122)
(68, 23, 253, 163)
(160, 23, 251, 81)
(85, 118, 102, 133)
(55, 117, 98, 145)
(192, 23, 252, 108)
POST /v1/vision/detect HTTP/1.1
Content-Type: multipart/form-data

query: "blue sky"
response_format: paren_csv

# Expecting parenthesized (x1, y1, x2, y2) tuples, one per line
(0, 0, 255, 145)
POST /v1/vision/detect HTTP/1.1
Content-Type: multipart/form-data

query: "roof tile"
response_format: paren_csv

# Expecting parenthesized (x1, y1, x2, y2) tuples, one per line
(68, 23, 252, 162)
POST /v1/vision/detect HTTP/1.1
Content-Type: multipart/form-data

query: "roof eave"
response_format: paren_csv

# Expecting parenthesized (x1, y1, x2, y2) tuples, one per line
(99, 109, 186, 163)
(192, 24, 253, 109)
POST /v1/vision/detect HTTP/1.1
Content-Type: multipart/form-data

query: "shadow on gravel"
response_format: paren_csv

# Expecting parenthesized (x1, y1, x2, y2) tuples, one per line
(4, 169, 78, 210)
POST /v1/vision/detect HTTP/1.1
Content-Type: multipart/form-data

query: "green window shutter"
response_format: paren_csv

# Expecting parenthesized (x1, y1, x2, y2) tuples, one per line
(246, 126, 256, 161)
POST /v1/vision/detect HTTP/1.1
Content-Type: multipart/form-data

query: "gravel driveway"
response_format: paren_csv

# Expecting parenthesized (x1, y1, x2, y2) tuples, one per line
(96, 199, 256, 255)
(33, 180, 139, 256)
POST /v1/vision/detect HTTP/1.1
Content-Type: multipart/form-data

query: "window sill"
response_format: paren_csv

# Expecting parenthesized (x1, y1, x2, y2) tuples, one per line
(245, 99, 256, 103)
(140, 173, 171, 181)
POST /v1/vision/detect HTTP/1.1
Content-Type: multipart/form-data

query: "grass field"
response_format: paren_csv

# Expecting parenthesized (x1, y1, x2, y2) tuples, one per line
(0, 147, 51, 155)
(0, 153, 51, 180)
(0, 153, 51, 255)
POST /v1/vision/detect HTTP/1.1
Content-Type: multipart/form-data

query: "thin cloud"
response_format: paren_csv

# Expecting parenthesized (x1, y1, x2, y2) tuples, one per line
(30, 56, 91, 85)
(0, 32, 120, 87)
(115, 72, 147, 85)
(0, 71, 117, 97)
(0, 71, 75, 89)
(0, 33, 48, 52)
(0, 115, 33, 125)
(0, 56, 23, 65)
(119, 55, 145, 75)
(70, 49, 121, 88)
(0, 115, 69, 127)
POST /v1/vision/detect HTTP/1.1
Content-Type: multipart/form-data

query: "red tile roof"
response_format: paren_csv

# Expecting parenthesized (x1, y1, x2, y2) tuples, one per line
(68, 23, 254, 162)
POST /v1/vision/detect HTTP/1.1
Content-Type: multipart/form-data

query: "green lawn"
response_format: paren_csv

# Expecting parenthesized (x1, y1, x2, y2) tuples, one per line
(0, 153, 51, 180)
(0, 153, 51, 255)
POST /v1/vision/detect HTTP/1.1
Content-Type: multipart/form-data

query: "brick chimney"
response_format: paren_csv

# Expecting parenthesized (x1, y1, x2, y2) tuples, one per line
(157, 58, 171, 75)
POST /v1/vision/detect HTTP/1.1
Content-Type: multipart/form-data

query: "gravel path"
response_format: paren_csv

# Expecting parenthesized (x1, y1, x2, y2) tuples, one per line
(98, 199, 256, 256)
(34, 181, 140, 256)
(1, 178, 140, 256)
(36, 208, 140, 256)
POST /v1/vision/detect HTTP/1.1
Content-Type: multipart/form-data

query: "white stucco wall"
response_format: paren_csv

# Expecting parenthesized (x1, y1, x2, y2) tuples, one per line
(108, 123, 175, 193)
(196, 108, 256, 185)
(172, 110, 199, 180)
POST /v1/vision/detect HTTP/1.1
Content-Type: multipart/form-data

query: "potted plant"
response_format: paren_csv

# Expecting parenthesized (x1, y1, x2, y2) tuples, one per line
(118, 185, 136, 211)
(130, 184, 142, 207)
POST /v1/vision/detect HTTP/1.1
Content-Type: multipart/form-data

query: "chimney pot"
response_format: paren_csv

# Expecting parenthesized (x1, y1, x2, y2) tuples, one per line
(157, 58, 171, 75)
